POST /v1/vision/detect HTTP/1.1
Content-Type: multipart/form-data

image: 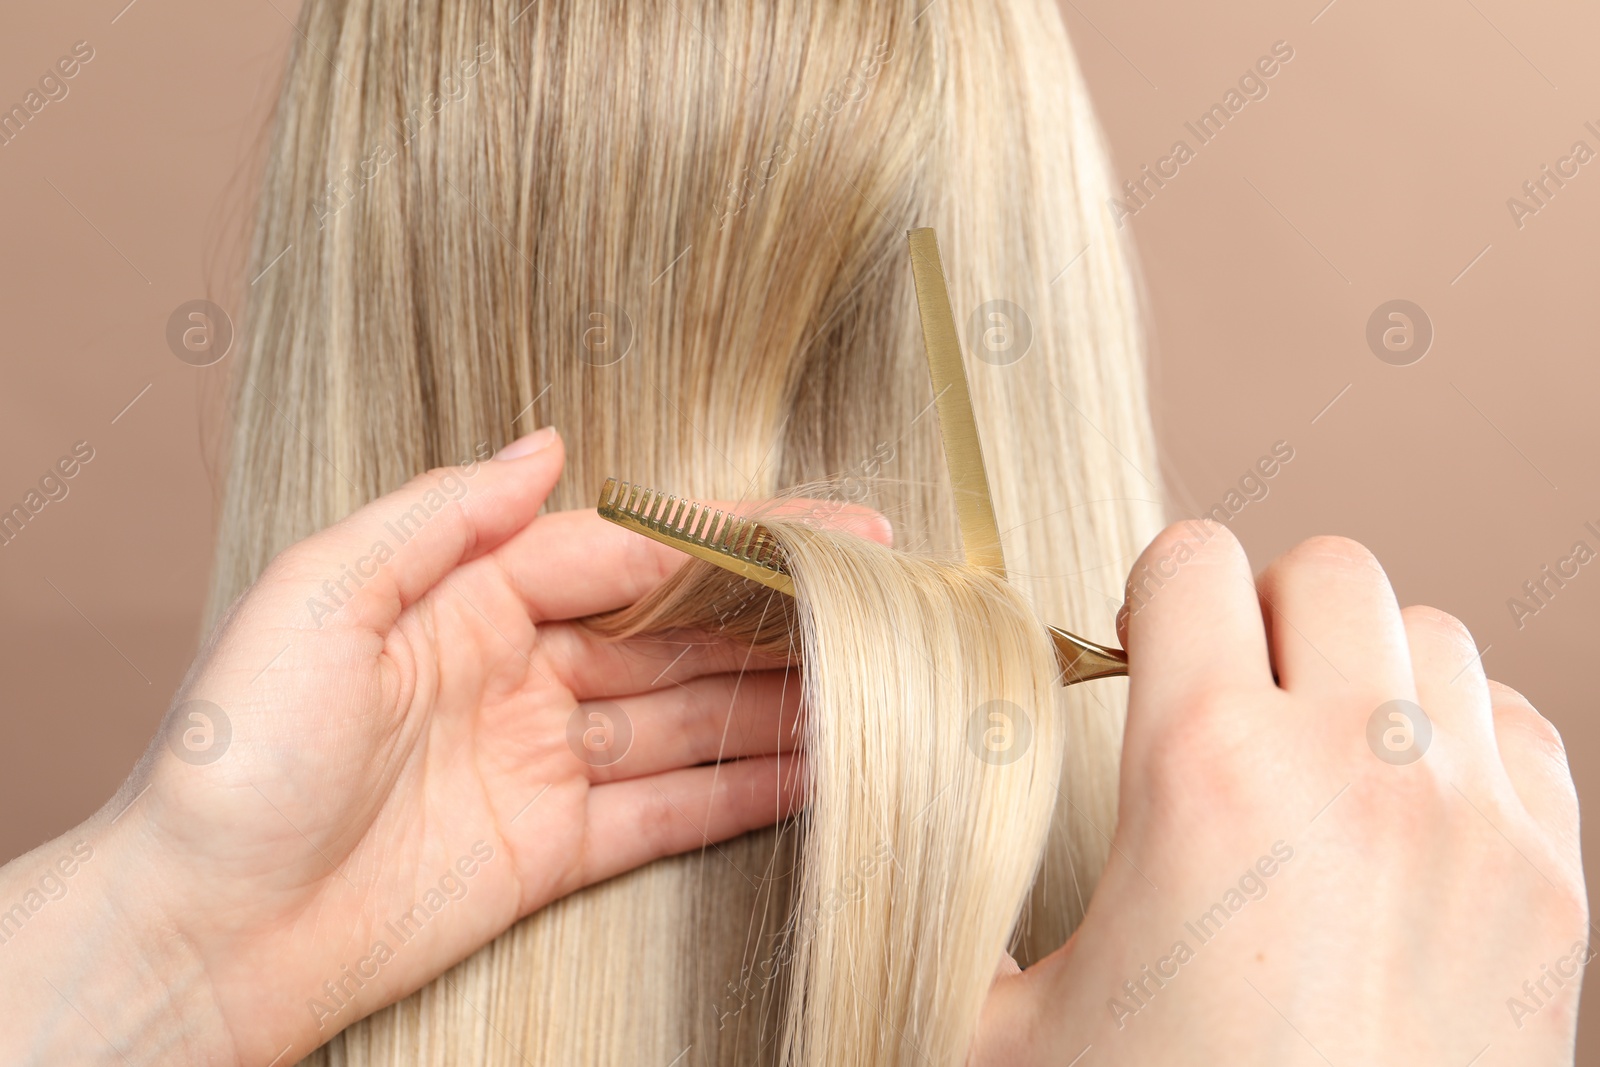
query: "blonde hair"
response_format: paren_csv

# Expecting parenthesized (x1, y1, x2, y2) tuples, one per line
(212, 0, 1161, 1062)
(776, 526, 1067, 1066)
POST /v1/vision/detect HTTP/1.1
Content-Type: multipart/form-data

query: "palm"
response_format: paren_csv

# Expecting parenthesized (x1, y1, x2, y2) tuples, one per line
(123, 439, 848, 1055)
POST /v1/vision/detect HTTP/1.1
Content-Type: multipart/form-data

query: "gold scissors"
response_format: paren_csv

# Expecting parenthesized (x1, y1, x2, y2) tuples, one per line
(596, 228, 1128, 687)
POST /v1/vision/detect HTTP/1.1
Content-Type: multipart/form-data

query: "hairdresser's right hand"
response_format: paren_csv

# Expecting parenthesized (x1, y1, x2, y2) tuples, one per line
(972, 522, 1586, 1066)
(0, 426, 892, 1067)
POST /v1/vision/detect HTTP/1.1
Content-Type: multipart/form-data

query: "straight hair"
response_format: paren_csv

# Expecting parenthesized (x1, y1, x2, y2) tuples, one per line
(210, 0, 1162, 1062)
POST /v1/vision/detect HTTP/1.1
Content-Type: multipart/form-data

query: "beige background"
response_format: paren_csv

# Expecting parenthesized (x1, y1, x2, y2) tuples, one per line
(2, 0, 1596, 1056)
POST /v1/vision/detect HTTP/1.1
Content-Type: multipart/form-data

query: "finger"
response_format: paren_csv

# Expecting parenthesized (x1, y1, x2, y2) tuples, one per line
(1120, 519, 1274, 714)
(1489, 681, 1580, 859)
(1255, 536, 1412, 702)
(542, 623, 794, 698)
(580, 754, 803, 887)
(581, 668, 805, 783)
(1401, 605, 1497, 769)
(760, 496, 896, 546)
(496, 499, 893, 622)
(267, 428, 566, 633)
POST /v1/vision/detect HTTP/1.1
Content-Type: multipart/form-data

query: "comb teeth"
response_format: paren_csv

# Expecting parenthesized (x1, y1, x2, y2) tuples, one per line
(600, 478, 783, 566)
(598, 477, 795, 595)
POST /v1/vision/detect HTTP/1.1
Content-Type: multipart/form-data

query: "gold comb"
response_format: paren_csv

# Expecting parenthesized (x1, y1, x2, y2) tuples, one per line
(597, 478, 795, 596)
(595, 227, 1128, 687)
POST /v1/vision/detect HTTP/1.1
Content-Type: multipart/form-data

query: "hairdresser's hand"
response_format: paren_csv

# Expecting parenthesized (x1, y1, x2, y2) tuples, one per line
(973, 523, 1585, 1067)
(0, 427, 891, 1067)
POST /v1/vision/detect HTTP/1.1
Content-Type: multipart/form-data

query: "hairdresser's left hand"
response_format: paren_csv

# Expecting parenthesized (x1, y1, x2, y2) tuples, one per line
(0, 427, 891, 1066)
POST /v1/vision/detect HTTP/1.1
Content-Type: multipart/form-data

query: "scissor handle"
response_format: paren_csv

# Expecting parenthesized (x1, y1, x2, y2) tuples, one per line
(1049, 626, 1129, 687)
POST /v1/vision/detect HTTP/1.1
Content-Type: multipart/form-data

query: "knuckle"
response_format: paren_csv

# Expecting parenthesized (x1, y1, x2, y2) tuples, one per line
(1147, 518, 1223, 557)
(1488, 681, 1563, 751)
(641, 788, 692, 843)
(406, 463, 472, 500)
(1500, 703, 1569, 764)
(1125, 520, 1239, 599)
(1522, 712, 1567, 758)
(687, 675, 734, 735)
(394, 466, 447, 501)
(416, 466, 464, 502)
(413, 467, 477, 530)
(1546, 882, 1591, 941)
(1523, 861, 1592, 947)
(1402, 604, 1474, 647)
(1277, 535, 1386, 581)
(1488, 678, 1537, 713)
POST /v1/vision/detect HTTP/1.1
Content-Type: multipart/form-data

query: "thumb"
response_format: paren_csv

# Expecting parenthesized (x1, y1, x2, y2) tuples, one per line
(971, 939, 1072, 1067)
(970, 932, 1085, 1066)
(268, 427, 565, 633)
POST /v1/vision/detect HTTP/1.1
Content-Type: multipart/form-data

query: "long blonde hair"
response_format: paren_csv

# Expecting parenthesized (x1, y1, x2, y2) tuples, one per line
(212, 0, 1160, 1062)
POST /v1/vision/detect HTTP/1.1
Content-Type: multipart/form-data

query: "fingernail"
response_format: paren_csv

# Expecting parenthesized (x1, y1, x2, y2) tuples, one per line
(494, 426, 558, 461)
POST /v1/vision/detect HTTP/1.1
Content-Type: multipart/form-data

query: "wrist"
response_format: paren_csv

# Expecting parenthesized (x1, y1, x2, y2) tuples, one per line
(0, 797, 237, 1065)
